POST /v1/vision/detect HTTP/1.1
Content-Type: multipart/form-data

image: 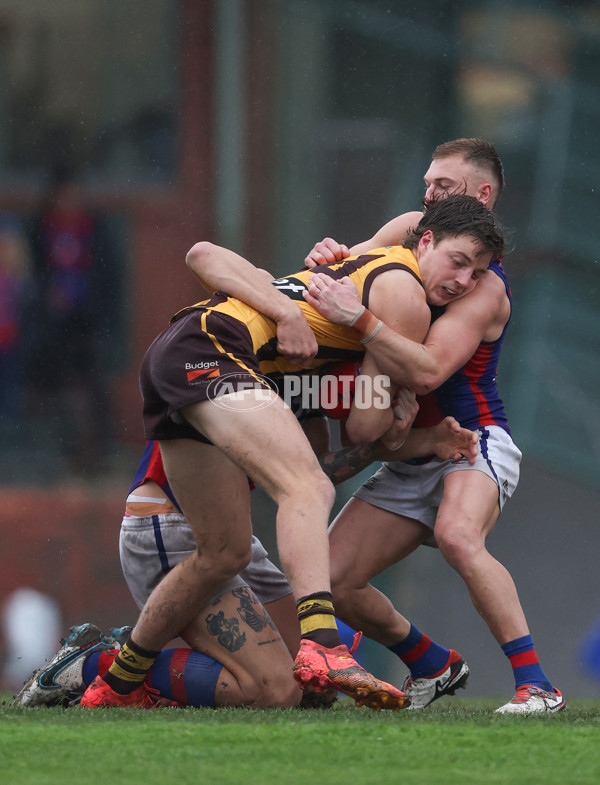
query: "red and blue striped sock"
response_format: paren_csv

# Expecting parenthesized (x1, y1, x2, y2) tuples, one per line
(501, 634, 552, 691)
(83, 647, 222, 707)
(388, 623, 451, 679)
(82, 648, 119, 686)
(145, 648, 222, 707)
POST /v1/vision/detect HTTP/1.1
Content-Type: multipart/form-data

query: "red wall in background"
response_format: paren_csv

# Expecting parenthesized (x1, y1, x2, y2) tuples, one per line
(0, 488, 139, 634)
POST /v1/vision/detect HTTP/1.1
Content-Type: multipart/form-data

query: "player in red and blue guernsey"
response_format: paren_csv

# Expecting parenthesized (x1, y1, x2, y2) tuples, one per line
(304, 138, 564, 715)
(128, 440, 174, 503)
(412, 264, 511, 438)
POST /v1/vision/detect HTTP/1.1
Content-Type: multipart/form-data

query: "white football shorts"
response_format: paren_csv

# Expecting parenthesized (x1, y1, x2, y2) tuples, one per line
(119, 512, 292, 609)
(353, 425, 522, 530)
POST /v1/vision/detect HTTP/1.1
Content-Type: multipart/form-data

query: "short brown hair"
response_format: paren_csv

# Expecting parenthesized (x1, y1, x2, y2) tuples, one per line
(404, 194, 505, 259)
(432, 138, 505, 201)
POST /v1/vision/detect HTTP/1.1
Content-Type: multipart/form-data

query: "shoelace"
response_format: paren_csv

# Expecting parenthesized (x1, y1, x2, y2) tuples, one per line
(511, 685, 546, 703)
(324, 631, 363, 663)
(349, 631, 363, 655)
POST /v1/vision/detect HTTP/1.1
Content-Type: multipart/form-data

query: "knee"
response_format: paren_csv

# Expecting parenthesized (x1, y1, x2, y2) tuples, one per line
(259, 678, 302, 709)
(193, 539, 252, 580)
(435, 524, 482, 571)
(222, 541, 253, 577)
(282, 468, 335, 514)
(231, 540, 253, 573)
(312, 471, 336, 511)
(239, 672, 301, 709)
(330, 560, 355, 599)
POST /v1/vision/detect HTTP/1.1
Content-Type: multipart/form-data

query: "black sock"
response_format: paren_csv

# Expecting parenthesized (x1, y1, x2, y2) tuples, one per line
(102, 638, 159, 695)
(296, 591, 342, 648)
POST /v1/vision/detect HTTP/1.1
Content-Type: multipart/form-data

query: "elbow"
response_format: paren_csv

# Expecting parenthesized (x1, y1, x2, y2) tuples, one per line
(344, 422, 370, 445)
(412, 371, 444, 396)
(185, 241, 214, 271)
(344, 416, 383, 446)
(411, 376, 436, 396)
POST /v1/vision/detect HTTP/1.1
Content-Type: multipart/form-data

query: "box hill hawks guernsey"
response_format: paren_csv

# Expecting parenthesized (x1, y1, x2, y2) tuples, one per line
(170, 246, 423, 377)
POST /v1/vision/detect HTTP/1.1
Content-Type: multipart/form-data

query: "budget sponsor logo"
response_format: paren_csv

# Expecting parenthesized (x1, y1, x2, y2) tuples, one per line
(186, 361, 221, 382)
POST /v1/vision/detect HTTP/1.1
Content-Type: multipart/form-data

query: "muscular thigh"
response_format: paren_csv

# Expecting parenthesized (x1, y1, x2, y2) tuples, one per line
(437, 469, 500, 539)
(182, 390, 326, 500)
(158, 437, 253, 557)
(329, 496, 431, 587)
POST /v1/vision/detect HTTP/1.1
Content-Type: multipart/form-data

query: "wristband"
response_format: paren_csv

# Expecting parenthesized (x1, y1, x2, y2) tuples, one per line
(352, 308, 380, 336)
(360, 319, 384, 344)
(348, 305, 366, 327)
(388, 439, 406, 452)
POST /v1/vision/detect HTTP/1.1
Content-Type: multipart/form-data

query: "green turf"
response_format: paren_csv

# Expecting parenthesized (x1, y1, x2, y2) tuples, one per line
(2, 696, 600, 785)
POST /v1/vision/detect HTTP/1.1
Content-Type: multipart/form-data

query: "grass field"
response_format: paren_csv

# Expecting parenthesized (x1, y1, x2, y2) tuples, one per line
(2, 694, 600, 785)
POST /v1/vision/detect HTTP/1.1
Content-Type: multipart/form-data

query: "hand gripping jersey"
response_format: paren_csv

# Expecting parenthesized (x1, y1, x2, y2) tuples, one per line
(171, 246, 423, 377)
(412, 259, 512, 434)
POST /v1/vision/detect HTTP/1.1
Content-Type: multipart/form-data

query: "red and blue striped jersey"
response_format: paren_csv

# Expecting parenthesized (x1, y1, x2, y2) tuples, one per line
(412, 259, 512, 435)
(128, 440, 255, 504)
(128, 440, 180, 509)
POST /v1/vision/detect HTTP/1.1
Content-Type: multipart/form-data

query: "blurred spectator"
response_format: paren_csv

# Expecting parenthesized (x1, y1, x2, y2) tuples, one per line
(0, 212, 34, 438)
(1, 587, 62, 692)
(29, 165, 115, 475)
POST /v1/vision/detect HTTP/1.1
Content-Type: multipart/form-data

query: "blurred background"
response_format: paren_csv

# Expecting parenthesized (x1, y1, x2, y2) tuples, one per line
(1, 0, 599, 698)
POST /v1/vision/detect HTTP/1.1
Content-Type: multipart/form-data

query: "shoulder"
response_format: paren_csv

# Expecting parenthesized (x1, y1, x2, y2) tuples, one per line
(368, 265, 429, 322)
(360, 247, 423, 284)
(474, 265, 509, 303)
(443, 266, 510, 340)
(351, 211, 424, 255)
(371, 211, 424, 245)
(454, 266, 508, 310)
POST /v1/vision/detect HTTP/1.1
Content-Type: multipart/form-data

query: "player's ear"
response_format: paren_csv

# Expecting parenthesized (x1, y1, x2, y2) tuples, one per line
(418, 230, 434, 254)
(477, 182, 493, 207)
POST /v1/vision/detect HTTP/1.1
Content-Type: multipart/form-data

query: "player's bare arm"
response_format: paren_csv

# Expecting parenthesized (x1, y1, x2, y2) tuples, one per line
(348, 211, 423, 257)
(343, 269, 430, 444)
(304, 211, 423, 268)
(361, 270, 510, 393)
(316, 413, 478, 485)
(185, 242, 317, 366)
(304, 262, 508, 394)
